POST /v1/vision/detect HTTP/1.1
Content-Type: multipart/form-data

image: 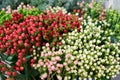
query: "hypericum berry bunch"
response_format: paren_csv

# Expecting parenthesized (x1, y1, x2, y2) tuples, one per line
(83, 16, 114, 40)
(58, 19, 120, 79)
(32, 43, 64, 79)
(32, 43, 77, 80)
(46, 6, 67, 14)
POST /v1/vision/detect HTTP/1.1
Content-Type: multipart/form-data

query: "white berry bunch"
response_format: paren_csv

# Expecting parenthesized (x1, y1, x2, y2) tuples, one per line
(58, 18, 120, 79)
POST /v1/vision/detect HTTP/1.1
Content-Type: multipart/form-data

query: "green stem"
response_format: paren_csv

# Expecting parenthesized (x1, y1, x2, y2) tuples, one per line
(31, 75, 36, 80)
(24, 64, 28, 80)
(47, 74, 50, 80)
(62, 68, 65, 80)
(49, 72, 56, 80)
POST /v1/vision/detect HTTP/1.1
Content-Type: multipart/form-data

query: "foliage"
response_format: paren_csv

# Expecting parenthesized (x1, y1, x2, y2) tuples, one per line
(106, 9, 120, 42)
(17, 2, 43, 17)
(0, 10, 12, 25)
(18, 8, 42, 17)
(83, 1, 104, 21)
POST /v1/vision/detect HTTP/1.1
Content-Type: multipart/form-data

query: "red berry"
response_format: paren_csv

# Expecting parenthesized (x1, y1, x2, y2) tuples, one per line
(35, 42, 40, 47)
(18, 40, 23, 45)
(18, 52, 23, 57)
(21, 49, 25, 53)
(30, 63, 33, 67)
(24, 43, 28, 47)
(5, 78, 9, 80)
(1, 67, 6, 72)
(18, 55, 23, 59)
(64, 30, 67, 33)
(31, 59, 35, 63)
(18, 59, 22, 63)
(6, 71, 11, 76)
(25, 39, 29, 43)
(16, 62, 21, 66)
(15, 67, 20, 71)
(21, 33, 25, 37)
(35, 37, 40, 41)
(22, 58, 26, 62)
(77, 9, 81, 13)
(12, 72, 17, 76)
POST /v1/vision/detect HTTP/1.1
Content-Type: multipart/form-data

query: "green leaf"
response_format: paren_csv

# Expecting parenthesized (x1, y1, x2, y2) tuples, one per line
(0, 74, 6, 80)
(7, 56, 13, 61)
(26, 55, 31, 60)
(30, 69, 39, 77)
(15, 74, 26, 80)
(0, 53, 7, 61)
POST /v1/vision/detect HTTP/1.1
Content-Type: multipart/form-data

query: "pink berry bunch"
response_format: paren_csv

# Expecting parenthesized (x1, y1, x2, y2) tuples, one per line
(32, 43, 77, 80)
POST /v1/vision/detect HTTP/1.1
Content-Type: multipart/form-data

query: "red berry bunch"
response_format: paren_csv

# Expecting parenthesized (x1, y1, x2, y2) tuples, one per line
(12, 12, 23, 21)
(0, 12, 29, 71)
(30, 11, 81, 45)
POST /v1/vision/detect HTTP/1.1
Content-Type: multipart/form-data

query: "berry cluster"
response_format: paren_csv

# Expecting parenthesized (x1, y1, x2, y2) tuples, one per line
(57, 17, 120, 79)
(32, 43, 76, 80)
